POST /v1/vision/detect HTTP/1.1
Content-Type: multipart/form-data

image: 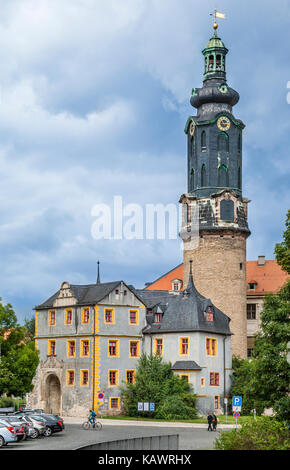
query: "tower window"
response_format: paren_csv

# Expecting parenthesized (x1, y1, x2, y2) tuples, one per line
(208, 55, 214, 71)
(218, 132, 229, 153)
(216, 54, 221, 70)
(220, 199, 234, 222)
(201, 164, 206, 187)
(190, 168, 195, 190)
(238, 133, 242, 154)
(201, 131, 206, 151)
(238, 167, 241, 190)
(218, 164, 229, 187)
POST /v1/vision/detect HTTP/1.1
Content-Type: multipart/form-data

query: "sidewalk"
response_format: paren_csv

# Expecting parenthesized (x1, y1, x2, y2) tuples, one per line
(64, 416, 238, 429)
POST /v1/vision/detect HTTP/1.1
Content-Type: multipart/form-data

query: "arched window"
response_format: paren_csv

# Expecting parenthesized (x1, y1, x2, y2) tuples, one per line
(218, 132, 229, 152)
(238, 133, 242, 154)
(201, 131, 206, 151)
(190, 168, 195, 190)
(208, 55, 214, 71)
(218, 164, 229, 187)
(216, 54, 221, 70)
(201, 164, 206, 187)
(238, 167, 241, 190)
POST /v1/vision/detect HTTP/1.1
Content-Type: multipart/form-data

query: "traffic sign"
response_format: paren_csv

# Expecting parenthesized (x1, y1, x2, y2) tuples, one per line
(232, 396, 242, 407)
(98, 392, 104, 400)
(233, 412, 240, 419)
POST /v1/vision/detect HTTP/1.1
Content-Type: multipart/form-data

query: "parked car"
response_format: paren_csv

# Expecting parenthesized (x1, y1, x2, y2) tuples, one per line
(0, 417, 27, 442)
(31, 414, 64, 437)
(0, 423, 17, 447)
(20, 415, 46, 439)
(15, 408, 44, 416)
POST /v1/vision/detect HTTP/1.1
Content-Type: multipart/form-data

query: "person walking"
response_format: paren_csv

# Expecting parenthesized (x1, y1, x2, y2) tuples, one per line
(207, 412, 213, 431)
(212, 413, 218, 431)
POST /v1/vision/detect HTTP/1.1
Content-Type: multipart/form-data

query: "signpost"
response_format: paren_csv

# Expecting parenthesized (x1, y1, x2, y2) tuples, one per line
(232, 396, 242, 428)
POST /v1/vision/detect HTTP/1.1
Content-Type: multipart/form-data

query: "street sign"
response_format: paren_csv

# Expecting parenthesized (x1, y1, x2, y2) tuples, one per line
(138, 402, 143, 411)
(232, 396, 242, 412)
(98, 392, 104, 400)
(150, 402, 155, 412)
(144, 402, 149, 412)
(233, 411, 240, 419)
(232, 396, 242, 407)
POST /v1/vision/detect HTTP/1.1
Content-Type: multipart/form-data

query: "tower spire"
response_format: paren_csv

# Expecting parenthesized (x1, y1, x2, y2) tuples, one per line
(96, 260, 100, 284)
(185, 260, 199, 295)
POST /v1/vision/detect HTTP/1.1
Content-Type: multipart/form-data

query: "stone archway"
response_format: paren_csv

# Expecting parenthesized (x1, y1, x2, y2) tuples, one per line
(45, 374, 61, 415)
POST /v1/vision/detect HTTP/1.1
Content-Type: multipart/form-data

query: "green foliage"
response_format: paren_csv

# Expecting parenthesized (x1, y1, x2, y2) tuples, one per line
(275, 209, 290, 274)
(0, 298, 39, 397)
(214, 418, 290, 450)
(230, 281, 290, 420)
(0, 396, 26, 409)
(120, 353, 197, 420)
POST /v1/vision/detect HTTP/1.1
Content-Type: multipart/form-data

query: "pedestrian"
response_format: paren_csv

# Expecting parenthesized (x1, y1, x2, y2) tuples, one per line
(212, 413, 218, 431)
(207, 412, 213, 431)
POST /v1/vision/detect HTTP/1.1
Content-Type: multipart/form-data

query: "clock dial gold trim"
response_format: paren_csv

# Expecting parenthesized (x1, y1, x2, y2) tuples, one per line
(217, 116, 231, 131)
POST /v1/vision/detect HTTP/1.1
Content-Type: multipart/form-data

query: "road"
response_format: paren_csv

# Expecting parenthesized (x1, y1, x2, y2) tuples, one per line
(3, 419, 231, 450)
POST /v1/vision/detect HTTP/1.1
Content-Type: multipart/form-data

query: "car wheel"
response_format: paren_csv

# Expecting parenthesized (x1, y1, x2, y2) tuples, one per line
(31, 429, 39, 439)
(44, 427, 52, 437)
(0, 436, 5, 448)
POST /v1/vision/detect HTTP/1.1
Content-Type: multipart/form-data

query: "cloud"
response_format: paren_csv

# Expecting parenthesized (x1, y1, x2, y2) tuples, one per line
(0, 0, 289, 322)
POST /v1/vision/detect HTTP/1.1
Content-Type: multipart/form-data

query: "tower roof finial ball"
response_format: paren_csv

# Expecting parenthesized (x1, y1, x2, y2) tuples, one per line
(213, 22, 218, 30)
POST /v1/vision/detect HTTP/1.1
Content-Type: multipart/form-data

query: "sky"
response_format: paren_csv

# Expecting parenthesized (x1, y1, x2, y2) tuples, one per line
(0, 0, 289, 323)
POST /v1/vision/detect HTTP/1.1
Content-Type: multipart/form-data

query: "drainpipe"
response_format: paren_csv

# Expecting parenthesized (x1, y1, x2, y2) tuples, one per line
(92, 306, 96, 412)
(223, 337, 226, 414)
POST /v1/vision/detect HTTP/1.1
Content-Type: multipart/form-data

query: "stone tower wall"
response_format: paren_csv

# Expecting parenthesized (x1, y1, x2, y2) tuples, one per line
(183, 231, 247, 359)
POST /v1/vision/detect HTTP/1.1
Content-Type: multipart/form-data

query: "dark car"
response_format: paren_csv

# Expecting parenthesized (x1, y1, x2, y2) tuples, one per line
(31, 414, 64, 437)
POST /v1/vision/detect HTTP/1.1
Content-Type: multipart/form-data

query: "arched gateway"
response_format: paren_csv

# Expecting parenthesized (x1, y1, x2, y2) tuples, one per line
(45, 374, 61, 415)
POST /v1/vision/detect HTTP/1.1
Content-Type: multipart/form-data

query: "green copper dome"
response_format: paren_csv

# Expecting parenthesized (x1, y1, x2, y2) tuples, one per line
(205, 35, 226, 50)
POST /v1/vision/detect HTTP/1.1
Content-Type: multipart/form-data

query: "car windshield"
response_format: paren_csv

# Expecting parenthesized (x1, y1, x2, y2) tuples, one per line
(31, 415, 47, 422)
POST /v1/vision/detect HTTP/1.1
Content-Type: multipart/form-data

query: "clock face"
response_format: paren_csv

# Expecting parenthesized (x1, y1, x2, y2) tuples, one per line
(217, 116, 231, 131)
(189, 121, 195, 137)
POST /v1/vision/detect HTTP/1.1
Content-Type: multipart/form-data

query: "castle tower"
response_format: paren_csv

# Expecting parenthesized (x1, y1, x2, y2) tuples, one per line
(180, 21, 250, 358)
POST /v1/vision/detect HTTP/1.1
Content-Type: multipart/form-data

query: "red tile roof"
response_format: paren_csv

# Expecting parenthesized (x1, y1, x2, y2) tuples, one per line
(145, 260, 289, 295)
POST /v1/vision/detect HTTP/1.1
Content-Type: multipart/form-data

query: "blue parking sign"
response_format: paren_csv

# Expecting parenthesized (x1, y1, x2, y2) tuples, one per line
(232, 396, 242, 407)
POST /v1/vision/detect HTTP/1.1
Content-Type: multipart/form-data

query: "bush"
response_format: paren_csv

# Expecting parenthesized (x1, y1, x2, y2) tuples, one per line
(156, 395, 197, 420)
(214, 417, 290, 450)
(0, 396, 25, 410)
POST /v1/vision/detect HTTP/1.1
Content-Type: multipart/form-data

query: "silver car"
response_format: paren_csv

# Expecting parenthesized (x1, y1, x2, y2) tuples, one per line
(20, 415, 46, 439)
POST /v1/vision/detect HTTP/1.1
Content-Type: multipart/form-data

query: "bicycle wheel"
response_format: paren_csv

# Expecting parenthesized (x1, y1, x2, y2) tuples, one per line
(82, 421, 90, 430)
(94, 421, 102, 430)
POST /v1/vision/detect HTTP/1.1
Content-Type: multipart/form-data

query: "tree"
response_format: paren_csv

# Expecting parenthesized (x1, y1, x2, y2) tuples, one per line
(275, 209, 290, 274)
(0, 298, 39, 397)
(231, 282, 290, 420)
(250, 281, 290, 420)
(120, 353, 197, 420)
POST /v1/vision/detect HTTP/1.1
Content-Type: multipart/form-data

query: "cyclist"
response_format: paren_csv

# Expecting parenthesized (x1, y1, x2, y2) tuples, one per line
(88, 409, 97, 427)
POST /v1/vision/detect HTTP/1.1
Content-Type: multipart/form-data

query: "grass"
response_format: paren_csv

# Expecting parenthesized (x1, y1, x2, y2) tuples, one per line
(100, 414, 256, 425)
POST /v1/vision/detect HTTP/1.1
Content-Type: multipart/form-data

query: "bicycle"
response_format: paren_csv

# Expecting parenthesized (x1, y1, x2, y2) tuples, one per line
(82, 420, 102, 430)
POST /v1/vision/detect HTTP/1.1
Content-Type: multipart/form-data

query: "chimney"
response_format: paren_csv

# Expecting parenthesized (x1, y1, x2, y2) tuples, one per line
(257, 256, 265, 266)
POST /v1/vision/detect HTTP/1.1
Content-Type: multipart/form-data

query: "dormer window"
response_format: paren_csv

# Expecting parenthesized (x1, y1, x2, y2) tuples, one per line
(171, 279, 182, 292)
(147, 308, 152, 315)
(206, 306, 214, 322)
(248, 282, 257, 291)
(154, 313, 161, 324)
